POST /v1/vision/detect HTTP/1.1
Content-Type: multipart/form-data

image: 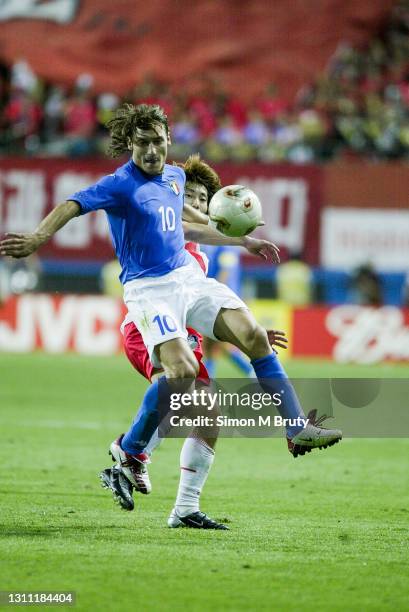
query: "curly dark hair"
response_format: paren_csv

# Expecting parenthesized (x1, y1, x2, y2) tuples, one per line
(106, 103, 169, 158)
(178, 154, 222, 205)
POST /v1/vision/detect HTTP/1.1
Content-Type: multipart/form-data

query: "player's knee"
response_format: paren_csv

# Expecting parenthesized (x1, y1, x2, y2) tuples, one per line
(242, 324, 270, 359)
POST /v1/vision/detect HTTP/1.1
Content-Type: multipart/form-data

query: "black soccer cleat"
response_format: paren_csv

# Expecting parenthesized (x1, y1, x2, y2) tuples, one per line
(99, 466, 134, 511)
(168, 509, 229, 530)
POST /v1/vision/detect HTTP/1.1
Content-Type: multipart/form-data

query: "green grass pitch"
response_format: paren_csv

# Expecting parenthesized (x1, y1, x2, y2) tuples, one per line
(0, 352, 408, 611)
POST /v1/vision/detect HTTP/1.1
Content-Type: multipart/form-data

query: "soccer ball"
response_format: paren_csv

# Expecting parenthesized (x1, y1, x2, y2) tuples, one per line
(208, 185, 264, 237)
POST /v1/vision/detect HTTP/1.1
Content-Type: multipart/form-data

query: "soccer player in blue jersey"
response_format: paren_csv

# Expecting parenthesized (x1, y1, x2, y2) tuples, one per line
(100, 155, 289, 519)
(0, 103, 342, 529)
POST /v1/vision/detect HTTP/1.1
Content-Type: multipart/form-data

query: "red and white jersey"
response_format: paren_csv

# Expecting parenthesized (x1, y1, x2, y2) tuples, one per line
(184, 241, 209, 275)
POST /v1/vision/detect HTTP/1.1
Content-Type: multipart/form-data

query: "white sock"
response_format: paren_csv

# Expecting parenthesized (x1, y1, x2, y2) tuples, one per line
(174, 437, 215, 517)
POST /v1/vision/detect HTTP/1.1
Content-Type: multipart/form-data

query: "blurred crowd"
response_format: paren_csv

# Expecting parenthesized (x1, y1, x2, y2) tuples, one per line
(1, 0, 409, 162)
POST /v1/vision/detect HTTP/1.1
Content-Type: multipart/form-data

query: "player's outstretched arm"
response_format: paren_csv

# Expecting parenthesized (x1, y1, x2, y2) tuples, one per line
(182, 203, 209, 224)
(0, 200, 80, 259)
(183, 222, 280, 263)
(242, 235, 280, 263)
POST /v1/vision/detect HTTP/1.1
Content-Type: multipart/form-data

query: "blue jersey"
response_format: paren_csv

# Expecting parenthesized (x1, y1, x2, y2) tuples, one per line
(69, 160, 190, 284)
(200, 245, 241, 295)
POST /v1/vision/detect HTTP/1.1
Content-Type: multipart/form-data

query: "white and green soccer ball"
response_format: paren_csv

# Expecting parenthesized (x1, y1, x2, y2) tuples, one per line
(208, 185, 264, 237)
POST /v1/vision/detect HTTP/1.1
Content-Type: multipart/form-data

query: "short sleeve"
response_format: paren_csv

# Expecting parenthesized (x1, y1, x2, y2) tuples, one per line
(69, 173, 123, 215)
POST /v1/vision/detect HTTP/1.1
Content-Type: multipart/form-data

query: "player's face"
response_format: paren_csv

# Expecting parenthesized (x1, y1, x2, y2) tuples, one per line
(130, 124, 169, 175)
(184, 181, 208, 214)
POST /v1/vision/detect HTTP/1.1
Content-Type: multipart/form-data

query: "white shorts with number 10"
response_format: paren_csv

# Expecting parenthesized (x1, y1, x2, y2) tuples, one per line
(122, 257, 246, 367)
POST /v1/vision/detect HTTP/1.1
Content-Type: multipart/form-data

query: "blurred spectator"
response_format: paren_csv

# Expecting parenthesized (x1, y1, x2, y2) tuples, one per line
(64, 82, 96, 156)
(224, 95, 248, 129)
(187, 81, 218, 137)
(172, 111, 201, 146)
(273, 114, 303, 153)
(133, 74, 174, 118)
(11, 59, 38, 93)
(256, 82, 288, 122)
(276, 252, 313, 306)
(2, 86, 42, 151)
(214, 116, 243, 147)
(298, 109, 327, 143)
(43, 85, 66, 141)
(171, 110, 202, 159)
(350, 264, 383, 306)
(243, 111, 270, 146)
(96, 92, 120, 129)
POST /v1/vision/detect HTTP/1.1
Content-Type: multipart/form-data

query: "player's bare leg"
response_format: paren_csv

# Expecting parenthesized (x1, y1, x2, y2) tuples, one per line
(156, 337, 200, 382)
(213, 307, 342, 456)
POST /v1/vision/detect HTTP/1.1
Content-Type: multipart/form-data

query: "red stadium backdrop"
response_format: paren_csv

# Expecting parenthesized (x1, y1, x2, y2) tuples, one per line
(0, 0, 395, 100)
(0, 159, 323, 264)
(1, 295, 409, 364)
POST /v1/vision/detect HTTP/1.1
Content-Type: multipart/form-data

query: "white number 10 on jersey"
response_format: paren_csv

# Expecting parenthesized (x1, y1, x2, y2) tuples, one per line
(158, 206, 176, 232)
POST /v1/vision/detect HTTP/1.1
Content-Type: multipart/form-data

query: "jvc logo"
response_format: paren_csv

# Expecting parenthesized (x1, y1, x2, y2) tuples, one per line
(0, 0, 79, 24)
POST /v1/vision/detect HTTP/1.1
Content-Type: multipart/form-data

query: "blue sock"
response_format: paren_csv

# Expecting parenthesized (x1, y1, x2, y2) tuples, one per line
(228, 349, 254, 376)
(251, 353, 305, 437)
(204, 358, 216, 379)
(122, 377, 170, 454)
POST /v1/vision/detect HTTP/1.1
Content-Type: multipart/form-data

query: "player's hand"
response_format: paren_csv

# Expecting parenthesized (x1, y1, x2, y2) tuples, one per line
(267, 329, 288, 352)
(242, 236, 280, 263)
(0, 233, 42, 258)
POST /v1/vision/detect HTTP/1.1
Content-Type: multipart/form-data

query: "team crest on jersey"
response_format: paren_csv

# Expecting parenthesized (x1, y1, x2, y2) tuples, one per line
(169, 180, 180, 195)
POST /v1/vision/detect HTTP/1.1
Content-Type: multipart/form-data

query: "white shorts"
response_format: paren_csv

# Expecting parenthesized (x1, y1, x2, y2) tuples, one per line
(122, 257, 246, 367)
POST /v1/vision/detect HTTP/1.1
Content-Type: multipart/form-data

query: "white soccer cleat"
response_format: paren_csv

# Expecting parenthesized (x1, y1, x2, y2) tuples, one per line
(287, 410, 342, 458)
(109, 435, 152, 494)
